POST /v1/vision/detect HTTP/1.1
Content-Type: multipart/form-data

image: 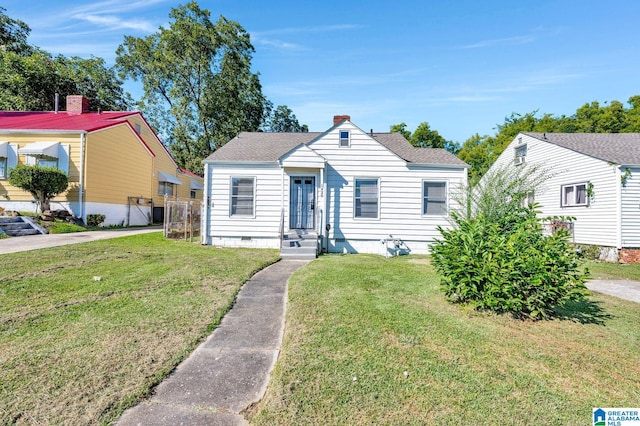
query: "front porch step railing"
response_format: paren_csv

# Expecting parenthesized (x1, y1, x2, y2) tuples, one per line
(280, 230, 318, 259)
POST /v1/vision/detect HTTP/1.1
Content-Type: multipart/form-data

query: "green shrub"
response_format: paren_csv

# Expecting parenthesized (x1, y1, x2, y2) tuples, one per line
(431, 165, 589, 320)
(87, 214, 106, 227)
(8, 165, 68, 212)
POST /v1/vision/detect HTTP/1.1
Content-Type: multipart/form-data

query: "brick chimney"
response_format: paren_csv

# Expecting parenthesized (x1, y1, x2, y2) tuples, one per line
(333, 115, 350, 126)
(66, 95, 90, 114)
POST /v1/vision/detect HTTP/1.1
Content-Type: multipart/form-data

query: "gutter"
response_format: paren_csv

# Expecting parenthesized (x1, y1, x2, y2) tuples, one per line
(79, 132, 86, 222)
(616, 165, 622, 249)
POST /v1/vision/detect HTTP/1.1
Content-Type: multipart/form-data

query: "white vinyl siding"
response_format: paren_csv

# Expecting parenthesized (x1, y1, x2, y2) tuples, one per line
(354, 178, 379, 219)
(488, 133, 619, 247)
(621, 167, 640, 247)
(230, 177, 255, 217)
(203, 123, 468, 253)
(423, 181, 447, 215)
(310, 123, 466, 251)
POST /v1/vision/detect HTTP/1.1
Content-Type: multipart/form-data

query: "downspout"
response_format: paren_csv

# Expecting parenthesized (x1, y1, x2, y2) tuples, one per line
(79, 132, 86, 223)
(280, 165, 285, 241)
(201, 162, 210, 245)
(616, 165, 623, 249)
(323, 160, 329, 253)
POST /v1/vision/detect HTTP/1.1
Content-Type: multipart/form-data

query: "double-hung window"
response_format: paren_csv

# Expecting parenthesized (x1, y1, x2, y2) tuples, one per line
(423, 181, 447, 215)
(354, 178, 379, 218)
(339, 130, 350, 147)
(230, 177, 255, 216)
(561, 182, 588, 207)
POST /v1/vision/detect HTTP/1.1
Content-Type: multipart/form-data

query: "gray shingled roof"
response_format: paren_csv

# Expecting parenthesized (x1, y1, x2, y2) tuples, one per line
(205, 131, 468, 166)
(524, 132, 640, 165)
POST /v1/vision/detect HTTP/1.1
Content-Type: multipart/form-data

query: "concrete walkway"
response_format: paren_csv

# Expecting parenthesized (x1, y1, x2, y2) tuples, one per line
(586, 280, 640, 304)
(0, 227, 162, 254)
(117, 259, 311, 426)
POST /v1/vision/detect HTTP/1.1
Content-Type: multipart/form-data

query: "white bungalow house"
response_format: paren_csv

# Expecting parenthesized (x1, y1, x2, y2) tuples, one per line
(201, 115, 469, 257)
(489, 132, 640, 262)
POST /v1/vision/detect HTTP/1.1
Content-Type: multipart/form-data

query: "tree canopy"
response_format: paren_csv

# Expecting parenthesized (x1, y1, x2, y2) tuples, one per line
(457, 96, 640, 183)
(390, 122, 460, 153)
(116, 1, 270, 175)
(0, 7, 131, 112)
(263, 104, 309, 132)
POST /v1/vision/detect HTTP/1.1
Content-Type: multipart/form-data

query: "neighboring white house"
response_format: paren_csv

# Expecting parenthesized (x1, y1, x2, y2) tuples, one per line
(201, 115, 469, 255)
(489, 132, 640, 261)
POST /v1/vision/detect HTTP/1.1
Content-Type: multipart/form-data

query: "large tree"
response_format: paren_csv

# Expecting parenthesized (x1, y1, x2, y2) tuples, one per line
(0, 8, 131, 112)
(115, 2, 270, 175)
(0, 6, 31, 54)
(264, 104, 308, 132)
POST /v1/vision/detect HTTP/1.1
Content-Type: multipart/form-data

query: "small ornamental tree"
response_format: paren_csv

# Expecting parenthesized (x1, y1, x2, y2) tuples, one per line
(430, 164, 589, 320)
(8, 165, 68, 212)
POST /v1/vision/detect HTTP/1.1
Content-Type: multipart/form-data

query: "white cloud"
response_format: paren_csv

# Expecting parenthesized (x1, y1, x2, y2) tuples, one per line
(458, 35, 536, 49)
(73, 13, 156, 32)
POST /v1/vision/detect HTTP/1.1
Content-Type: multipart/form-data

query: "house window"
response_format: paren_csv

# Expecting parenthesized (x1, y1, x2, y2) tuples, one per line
(561, 182, 588, 207)
(36, 157, 58, 168)
(514, 144, 527, 165)
(423, 181, 447, 215)
(339, 130, 350, 147)
(134, 123, 142, 134)
(230, 177, 255, 216)
(0, 157, 6, 179)
(190, 190, 197, 199)
(354, 178, 379, 218)
(159, 181, 174, 196)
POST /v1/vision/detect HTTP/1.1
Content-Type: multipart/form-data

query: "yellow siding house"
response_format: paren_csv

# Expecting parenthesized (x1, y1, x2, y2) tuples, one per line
(0, 95, 203, 226)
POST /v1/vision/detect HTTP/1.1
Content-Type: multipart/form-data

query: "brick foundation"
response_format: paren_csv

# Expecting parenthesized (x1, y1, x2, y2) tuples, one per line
(619, 248, 640, 264)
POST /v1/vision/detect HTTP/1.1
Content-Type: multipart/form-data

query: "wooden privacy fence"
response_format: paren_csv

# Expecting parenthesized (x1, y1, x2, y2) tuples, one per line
(163, 197, 201, 242)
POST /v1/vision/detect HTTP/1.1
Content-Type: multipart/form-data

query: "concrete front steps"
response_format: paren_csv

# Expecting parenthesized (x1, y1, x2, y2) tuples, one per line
(0, 216, 48, 237)
(280, 230, 318, 259)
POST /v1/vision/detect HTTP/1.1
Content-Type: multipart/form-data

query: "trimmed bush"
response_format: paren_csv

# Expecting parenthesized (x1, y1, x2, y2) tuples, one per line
(431, 165, 589, 320)
(8, 165, 68, 212)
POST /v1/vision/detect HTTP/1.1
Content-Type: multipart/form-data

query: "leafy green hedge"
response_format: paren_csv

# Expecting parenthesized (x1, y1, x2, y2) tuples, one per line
(431, 206, 588, 320)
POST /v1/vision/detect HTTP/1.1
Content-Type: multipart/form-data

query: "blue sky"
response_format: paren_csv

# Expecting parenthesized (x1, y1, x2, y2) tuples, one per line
(4, 0, 640, 143)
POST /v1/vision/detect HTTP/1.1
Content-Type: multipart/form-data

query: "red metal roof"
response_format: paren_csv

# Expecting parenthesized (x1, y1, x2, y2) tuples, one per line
(0, 111, 139, 132)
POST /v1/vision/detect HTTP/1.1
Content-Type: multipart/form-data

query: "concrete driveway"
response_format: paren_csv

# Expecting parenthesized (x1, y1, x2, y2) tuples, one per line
(0, 227, 163, 255)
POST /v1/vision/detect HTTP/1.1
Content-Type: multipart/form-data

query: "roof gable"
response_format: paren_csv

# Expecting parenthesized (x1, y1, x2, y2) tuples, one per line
(205, 125, 467, 167)
(524, 132, 640, 165)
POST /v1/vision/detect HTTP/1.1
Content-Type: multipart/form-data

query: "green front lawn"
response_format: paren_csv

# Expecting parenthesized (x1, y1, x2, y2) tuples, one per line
(251, 255, 640, 425)
(0, 233, 279, 424)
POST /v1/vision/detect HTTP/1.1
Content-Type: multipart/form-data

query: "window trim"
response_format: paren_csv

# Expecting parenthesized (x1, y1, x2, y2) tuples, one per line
(0, 157, 6, 179)
(353, 177, 380, 220)
(514, 143, 527, 166)
(339, 130, 350, 148)
(422, 180, 448, 216)
(561, 182, 589, 207)
(229, 176, 256, 218)
(158, 181, 175, 196)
